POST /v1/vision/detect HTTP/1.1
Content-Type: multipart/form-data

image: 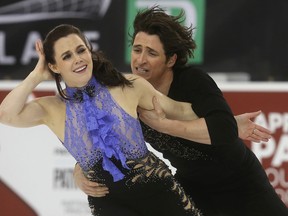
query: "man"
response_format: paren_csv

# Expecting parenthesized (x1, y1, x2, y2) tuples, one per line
(74, 6, 288, 215)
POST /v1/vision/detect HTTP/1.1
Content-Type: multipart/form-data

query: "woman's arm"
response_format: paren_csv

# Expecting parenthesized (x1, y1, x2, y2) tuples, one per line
(132, 74, 197, 121)
(0, 40, 52, 127)
(138, 96, 211, 144)
(129, 75, 211, 144)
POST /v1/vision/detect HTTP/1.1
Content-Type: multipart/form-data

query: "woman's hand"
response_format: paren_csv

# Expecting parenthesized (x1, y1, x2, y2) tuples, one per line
(32, 40, 54, 81)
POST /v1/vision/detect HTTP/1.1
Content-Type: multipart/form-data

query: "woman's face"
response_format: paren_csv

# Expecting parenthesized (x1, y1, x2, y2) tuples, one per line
(49, 34, 93, 87)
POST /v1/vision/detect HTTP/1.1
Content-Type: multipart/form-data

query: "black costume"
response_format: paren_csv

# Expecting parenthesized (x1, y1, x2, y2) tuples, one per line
(141, 66, 288, 216)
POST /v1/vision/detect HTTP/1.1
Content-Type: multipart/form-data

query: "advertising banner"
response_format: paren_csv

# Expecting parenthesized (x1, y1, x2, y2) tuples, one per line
(221, 83, 288, 207)
(0, 81, 287, 216)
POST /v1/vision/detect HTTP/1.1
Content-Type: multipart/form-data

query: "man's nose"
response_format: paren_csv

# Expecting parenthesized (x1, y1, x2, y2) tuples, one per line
(138, 53, 147, 64)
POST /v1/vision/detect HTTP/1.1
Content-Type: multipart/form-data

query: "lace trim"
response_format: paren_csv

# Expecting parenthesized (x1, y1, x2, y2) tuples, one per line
(87, 152, 203, 215)
(126, 153, 202, 215)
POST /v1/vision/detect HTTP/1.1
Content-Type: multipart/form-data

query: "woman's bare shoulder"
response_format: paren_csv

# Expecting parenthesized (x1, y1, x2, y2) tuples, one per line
(37, 95, 65, 126)
(123, 73, 141, 81)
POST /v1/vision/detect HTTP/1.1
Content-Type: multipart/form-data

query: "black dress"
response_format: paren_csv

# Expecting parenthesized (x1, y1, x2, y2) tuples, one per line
(141, 66, 288, 216)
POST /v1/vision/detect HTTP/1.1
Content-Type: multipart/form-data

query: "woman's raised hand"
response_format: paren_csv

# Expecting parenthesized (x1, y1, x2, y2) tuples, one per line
(32, 40, 54, 81)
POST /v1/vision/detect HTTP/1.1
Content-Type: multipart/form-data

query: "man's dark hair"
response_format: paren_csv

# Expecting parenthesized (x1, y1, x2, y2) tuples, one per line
(130, 6, 196, 69)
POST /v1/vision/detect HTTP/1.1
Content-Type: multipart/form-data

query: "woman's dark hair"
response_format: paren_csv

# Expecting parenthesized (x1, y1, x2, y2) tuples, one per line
(130, 6, 196, 70)
(43, 24, 132, 99)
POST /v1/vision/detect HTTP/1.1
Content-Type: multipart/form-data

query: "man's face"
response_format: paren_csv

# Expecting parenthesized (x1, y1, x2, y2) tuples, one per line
(131, 32, 171, 86)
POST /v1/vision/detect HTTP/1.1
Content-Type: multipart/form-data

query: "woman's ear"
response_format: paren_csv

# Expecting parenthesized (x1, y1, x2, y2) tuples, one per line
(48, 63, 59, 74)
(167, 54, 177, 67)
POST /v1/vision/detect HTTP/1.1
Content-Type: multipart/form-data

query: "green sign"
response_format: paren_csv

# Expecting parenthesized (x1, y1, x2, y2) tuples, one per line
(125, 0, 206, 64)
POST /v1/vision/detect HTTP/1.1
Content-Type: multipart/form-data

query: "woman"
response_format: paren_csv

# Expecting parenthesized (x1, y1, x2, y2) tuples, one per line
(0, 24, 202, 216)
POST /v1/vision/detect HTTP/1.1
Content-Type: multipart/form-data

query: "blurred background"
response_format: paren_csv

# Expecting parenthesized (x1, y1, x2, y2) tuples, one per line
(0, 0, 288, 81)
(0, 0, 287, 215)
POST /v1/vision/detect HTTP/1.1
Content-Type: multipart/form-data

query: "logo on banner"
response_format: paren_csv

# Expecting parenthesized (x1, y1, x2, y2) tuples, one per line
(251, 112, 288, 205)
(0, 0, 111, 23)
(125, 0, 206, 64)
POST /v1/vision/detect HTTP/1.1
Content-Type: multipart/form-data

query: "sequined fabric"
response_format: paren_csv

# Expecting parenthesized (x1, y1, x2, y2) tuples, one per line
(87, 152, 203, 216)
(63, 77, 148, 181)
(141, 122, 212, 160)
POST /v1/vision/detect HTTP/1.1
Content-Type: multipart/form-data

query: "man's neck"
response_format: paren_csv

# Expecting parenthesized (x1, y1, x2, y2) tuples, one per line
(153, 70, 173, 96)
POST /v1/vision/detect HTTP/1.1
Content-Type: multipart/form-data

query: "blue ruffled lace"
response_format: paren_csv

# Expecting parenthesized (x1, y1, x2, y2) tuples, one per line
(65, 77, 131, 181)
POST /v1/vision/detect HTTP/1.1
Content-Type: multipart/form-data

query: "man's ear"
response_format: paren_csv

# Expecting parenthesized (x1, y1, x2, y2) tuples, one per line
(48, 63, 59, 74)
(167, 54, 177, 67)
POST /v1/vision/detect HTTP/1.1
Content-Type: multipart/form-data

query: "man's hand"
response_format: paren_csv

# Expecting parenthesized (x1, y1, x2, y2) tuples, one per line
(74, 163, 109, 197)
(138, 96, 167, 132)
(235, 110, 272, 142)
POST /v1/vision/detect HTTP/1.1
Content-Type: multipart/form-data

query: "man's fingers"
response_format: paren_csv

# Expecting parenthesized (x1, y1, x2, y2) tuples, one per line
(249, 132, 269, 142)
(82, 184, 109, 197)
(86, 181, 102, 187)
(256, 130, 271, 139)
(253, 126, 272, 140)
(152, 96, 162, 112)
(89, 187, 109, 197)
(255, 125, 272, 135)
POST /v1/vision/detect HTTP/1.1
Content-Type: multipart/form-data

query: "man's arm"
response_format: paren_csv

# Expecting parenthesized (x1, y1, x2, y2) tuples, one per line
(138, 98, 271, 144)
(74, 163, 109, 197)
